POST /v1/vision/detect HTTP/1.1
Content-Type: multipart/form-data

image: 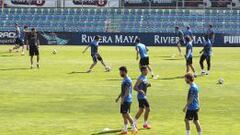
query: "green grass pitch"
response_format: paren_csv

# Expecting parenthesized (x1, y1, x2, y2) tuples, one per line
(0, 45, 239, 135)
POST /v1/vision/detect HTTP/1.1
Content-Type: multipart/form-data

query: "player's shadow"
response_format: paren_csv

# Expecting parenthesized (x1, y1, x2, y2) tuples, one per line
(160, 75, 185, 80)
(91, 128, 145, 135)
(0, 54, 14, 57)
(163, 58, 183, 60)
(67, 71, 89, 74)
(0, 68, 30, 71)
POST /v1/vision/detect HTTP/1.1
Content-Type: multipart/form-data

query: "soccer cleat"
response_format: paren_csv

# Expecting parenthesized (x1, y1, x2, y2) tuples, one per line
(21, 52, 25, 56)
(119, 130, 128, 135)
(131, 128, 138, 134)
(194, 73, 197, 78)
(143, 124, 151, 129)
(201, 71, 206, 75)
(86, 69, 92, 73)
(37, 64, 40, 69)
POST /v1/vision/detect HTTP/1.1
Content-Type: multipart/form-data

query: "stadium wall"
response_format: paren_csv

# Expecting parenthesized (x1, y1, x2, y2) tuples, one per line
(0, 32, 240, 47)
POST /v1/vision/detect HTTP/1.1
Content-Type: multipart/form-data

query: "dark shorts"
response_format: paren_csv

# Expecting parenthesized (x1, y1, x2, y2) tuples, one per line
(29, 45, 39, 56)
(15, 38, 24, 46)
(177, 40, 185, 46)
(200, 54, 211, 62)
(140, 57, 149, 66)
(120, 102, 131, 114)
(186, 57, 193, 65)
(138, 98, 150, 108)
(91, 53, 103, 63)
(185, 109, 199, 121)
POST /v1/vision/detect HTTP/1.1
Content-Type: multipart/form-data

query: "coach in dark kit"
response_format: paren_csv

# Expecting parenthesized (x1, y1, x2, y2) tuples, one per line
(27, 28, 40, 69)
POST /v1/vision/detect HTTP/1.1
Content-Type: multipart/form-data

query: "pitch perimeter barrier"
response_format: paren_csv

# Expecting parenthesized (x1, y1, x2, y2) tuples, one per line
(0, 32, 240, 47)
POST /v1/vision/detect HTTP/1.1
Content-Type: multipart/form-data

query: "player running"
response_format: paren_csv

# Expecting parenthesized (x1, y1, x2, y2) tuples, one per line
(206, 24, 215, 44)
(82, 35, 110, 73)
(135, 38, 155, 78)
(133, 66, 152, 129)
(183, 73, 202, 135)
(9, 23, 25, 55)
(26, 28, 40, 69)
(185, 26, 193, 40)
(175, 26, 185, 56)
(185, 36, 197, 77)
(199, 35, 212, 75)
(116, 66, 137, 134)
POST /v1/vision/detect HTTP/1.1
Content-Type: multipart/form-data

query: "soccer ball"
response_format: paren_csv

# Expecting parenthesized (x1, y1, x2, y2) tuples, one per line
(218, 78, 224, 84)
(52, 49, 57, 55)
(105, 66, 112, 72)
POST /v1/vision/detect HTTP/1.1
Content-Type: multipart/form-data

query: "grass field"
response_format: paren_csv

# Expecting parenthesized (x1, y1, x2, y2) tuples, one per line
(0, 45, 239, 135)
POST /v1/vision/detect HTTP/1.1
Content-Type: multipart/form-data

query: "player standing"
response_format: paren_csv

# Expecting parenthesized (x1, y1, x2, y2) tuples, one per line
(82, 35, 110, 73)
(183, 73, 202, 135)
(133, 66, 151, 129)
(175, 26, 185, 56)
(206, 24, 215, 44)
(27, 28, 40, 69)
(199, 35, 212, 75)
(116, 66, 137, 134)
(185, 36, 197, 77)
(135, 38, 155, 78)
(9, 23, 25, 55)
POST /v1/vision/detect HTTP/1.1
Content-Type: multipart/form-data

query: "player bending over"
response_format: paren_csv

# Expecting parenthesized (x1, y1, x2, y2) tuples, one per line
(175, 26, 185, 56)
(135, 38, 155, 78)
(9, 23, 25, 55)
(199, 35, 212, 75)
(185, 36, 197, 77)
(116, 66, 137, 134)
(133, 66, 152, 129)
(183, 73, 202, 135)
(82, 35, 110, 73)
(27, 28, 40, 69)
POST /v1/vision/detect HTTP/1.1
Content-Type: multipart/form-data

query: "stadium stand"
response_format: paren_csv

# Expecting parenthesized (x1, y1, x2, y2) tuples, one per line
(0, 8, 240, 34)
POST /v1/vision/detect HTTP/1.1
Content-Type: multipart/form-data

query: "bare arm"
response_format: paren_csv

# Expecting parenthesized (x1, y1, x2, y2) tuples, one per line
(183, 94, 194, 112)
(134, 79, 145, 94)
(136, 46, 139, 60)
(82, 45, 90, 54)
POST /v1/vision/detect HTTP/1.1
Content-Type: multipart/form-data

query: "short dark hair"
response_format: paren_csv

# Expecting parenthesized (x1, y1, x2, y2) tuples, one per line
(175, 26, 179, 29)
(209, 24, 213, 28)
(185, 36, 191, 42)
(24, 26, 28, 29)
(95, 35, 100, 40)
(135, 37, 140, 43)
(204, 34, 209, 40)
(140, 66, 147, 71)
(119, 66, 127, 73)
(185, 73, 194, 82)
(31, 28, 36, 31)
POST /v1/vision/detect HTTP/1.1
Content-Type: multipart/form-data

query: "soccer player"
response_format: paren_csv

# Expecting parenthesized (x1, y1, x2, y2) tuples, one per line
(9, 23, 25, 55)
(175, 26, 185, 56)
(206, 24, 215, 44)
(26, 28, 40, 69)
(185, 26, 193, 40)
(115, 66, 137, 134)
(185, 36, 197, 77)
(199, 35, 212, 75)
(82, 35, 110, 73)
(183, 73, 202, 135)
(135, 37, 155, 78)
(133, 66, 151, 129)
